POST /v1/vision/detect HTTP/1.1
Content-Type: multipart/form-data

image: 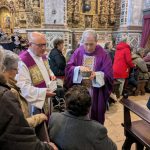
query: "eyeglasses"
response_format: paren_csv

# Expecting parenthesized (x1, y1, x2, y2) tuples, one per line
(12, 68, 18, 71)
(31, 42, 46, 48)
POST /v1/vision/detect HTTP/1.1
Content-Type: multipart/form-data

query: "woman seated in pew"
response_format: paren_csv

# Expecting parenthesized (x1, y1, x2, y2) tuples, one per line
(130, 48, 150, 95)
(49, 85, 117, 150)
(0, 47, 58, 150)
(132, 48, 149, 81)
(3, 50, 48, 128)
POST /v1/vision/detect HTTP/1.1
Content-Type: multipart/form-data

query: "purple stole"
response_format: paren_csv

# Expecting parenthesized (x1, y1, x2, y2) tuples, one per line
(20, 51, 51, 88)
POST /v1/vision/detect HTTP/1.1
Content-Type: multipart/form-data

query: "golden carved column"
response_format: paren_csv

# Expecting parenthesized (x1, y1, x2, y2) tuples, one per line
(92, 15, 99, 28)
(109, 0, 115, 24)
(100, 0, 109, 28)
(67, 0, 74, 27)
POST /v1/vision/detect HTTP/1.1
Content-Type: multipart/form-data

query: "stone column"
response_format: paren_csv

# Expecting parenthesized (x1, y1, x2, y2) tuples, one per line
(44, 0, 66, 28)
(144, 0, 150, 9)
(127, 0, 143, 29)
(113, 0, 144, 48)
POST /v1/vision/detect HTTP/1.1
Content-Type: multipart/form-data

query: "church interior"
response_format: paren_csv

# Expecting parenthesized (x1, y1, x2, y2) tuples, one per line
(0, 0, 150, 150)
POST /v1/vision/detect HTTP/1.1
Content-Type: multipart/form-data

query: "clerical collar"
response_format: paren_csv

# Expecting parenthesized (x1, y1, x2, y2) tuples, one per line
(27, 49, 41, 59)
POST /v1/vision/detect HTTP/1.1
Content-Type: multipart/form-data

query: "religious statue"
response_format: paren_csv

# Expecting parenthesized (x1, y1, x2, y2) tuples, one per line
(33, 0, 39, 7)
(19, 0, 25, 9)
(85, 16, 92, 28)
(5, 16, 11, 28)
(33, 11, 41, 25)
(15, 17, 19, 27)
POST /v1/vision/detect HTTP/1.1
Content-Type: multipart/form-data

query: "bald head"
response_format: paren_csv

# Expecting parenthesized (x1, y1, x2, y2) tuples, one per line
(28, 32, 46, 43)
(28, 32, 47, 57)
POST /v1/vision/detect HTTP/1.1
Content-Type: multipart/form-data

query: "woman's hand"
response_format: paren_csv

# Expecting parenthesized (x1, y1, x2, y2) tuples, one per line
(39, 113, 48, 122)
(50, 76, 56, 81)
(46, 90, 56, 98)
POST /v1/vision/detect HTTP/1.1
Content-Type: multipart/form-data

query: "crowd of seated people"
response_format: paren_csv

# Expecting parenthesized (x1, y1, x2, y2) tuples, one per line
(127, 48, 150, 95)
(104, 39, 150, 99)
(0, 46, 58, 150)
(0, 29, 149, 150)
(0, 47, 117, 150)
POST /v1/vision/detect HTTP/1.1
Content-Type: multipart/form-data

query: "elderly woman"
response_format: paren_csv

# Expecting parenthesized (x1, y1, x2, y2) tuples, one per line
(3, 50, 48, 127)
(0, 46, 58, 150)
(49, 85, 117, 150)
(132, 48, 149, 80)
(48, 38, 66, 86)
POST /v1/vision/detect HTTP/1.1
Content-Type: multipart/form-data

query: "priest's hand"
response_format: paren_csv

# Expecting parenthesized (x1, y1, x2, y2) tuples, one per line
(50, 76, 56, 81)
(80, 66, 91, 72)
(46, 89, 56, 98)
(89, 71, 96, 80)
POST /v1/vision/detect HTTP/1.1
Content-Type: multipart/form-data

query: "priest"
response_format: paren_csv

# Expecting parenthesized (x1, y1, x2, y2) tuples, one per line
(64, 30, 113, 124)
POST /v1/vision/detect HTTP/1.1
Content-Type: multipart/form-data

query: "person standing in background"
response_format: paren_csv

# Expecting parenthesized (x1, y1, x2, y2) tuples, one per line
(113, 39, 135, 96)
(48, 38, 66, 87)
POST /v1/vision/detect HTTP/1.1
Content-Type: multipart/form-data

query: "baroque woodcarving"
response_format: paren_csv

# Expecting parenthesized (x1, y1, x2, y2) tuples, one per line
(0, 0, 42, 29)
(67, 0, 117, 29)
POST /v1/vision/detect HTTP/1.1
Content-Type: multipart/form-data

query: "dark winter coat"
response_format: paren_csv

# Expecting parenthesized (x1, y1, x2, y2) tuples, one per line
(0, 74, 51, 150)
(48, 48, 66, 76)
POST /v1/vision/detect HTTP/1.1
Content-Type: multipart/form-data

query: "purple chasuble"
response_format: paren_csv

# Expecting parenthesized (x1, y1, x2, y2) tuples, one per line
(20, 51, 49, 88)
(64, 45, 113, 124)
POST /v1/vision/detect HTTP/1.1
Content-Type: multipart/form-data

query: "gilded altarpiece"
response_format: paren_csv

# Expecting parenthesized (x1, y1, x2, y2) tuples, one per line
(67, 0, 119, 48)
(67, 0, 116, 29)
(0, 0, 15, 33)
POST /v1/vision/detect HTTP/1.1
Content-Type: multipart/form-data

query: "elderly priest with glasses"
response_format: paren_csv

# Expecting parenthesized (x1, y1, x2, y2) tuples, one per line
(16, 32, 56, 119)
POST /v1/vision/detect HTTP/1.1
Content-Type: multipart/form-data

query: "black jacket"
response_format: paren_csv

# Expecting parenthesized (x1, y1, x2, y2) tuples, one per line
(0, 74, 51, 150)
(48, 48, 66, 76)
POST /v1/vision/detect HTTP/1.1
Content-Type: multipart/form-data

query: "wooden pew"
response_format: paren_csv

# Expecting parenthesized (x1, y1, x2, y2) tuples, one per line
(120, 96, 150, 150)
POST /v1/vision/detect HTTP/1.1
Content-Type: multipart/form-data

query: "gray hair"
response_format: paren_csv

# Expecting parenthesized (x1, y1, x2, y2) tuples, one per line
(135, 47, 145, 56)
(0, 46, 5, 71)
(3, 50, 19, 71)
(80, 30, 97, 44)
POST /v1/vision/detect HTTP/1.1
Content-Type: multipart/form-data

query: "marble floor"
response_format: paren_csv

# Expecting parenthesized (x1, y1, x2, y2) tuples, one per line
(105, 93, 150, 150)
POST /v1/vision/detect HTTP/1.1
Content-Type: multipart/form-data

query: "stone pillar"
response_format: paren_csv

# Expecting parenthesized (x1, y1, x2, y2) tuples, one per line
(113, 0, 144, 48)
(127, 0, 143, 29)
(44, 0, 66, 28)
(144, 0, 150, 9)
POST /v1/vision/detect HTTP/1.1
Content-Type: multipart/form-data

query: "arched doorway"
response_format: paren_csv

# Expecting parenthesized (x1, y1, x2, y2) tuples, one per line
(0, 7, 11, 33)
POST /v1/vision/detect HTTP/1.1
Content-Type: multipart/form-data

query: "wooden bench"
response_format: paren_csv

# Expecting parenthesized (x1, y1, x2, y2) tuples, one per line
(120, 96, 150, 150)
